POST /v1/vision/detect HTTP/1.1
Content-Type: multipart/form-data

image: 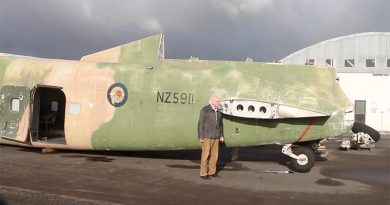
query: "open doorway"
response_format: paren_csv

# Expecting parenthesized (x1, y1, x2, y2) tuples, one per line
(31, 86, 66, 144)
(355, 100, 366, 124)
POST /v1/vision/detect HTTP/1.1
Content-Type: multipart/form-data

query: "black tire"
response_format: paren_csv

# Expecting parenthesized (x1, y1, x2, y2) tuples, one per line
(290, 146, 316, 173)
(229, 147, 240, 161)
(351, 122, 381, 142)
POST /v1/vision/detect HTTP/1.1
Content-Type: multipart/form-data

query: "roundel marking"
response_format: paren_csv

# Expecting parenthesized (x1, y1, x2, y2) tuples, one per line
(107, 83, 128, 107)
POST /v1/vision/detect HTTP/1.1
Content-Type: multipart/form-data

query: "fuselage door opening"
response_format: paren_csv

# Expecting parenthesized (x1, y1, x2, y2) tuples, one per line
(31, 85, 66, 144)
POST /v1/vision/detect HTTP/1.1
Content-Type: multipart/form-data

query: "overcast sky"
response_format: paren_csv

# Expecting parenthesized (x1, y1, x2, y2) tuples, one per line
(0, 0, 389, 61)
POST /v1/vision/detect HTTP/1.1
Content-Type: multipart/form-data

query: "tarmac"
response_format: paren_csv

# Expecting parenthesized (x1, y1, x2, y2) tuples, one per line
(0, 134, 389, 205)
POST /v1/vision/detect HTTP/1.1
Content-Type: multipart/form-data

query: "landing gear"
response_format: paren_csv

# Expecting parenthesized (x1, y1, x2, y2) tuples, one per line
(229, 147, 240, 161)
(351, 122, 380, 142)
(282, 144, 316, 173)
(290, 146, 315, 173)
(340, 132, 376, 150)
(339, 122, 381, 151)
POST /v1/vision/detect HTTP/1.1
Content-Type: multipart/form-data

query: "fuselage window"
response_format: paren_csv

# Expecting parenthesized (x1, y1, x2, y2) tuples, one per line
(10, 98, 20, 112)
(69, 103, 81, 115)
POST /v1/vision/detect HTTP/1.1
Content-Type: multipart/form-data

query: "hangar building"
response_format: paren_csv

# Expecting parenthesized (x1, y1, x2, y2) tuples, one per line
(280, 32, 390, 132)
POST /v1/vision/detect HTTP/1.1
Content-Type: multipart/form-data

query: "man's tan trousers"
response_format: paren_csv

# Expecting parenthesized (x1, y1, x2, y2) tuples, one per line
(200, 138, 219, 176)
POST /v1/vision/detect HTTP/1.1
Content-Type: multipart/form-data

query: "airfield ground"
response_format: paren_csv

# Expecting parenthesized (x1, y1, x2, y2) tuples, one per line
(0, 134, 389, 205)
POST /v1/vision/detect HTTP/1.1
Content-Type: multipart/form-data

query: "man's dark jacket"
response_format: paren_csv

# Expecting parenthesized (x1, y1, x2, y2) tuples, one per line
(198, 104, 223, 139)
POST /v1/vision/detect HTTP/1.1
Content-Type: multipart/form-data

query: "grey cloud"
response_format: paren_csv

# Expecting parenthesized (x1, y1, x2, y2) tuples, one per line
(0, 0, 389, 61)
(210, 0, 275, 17)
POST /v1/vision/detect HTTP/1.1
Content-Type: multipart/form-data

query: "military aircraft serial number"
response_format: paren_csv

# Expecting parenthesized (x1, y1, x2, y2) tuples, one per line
(157, 91, 195, 104)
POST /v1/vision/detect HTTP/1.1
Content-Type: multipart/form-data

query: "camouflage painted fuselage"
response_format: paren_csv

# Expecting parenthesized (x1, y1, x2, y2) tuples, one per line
(0, 34, 353, 150)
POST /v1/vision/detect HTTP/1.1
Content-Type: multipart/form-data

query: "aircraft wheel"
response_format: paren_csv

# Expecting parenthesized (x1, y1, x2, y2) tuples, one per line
(290, 146, 315, 173)
(228, 147, 240, 161)
(351, 122, 380, 142)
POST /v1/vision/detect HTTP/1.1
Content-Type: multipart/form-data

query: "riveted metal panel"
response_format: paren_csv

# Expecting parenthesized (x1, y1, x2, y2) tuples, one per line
(0, 85, 30, 141)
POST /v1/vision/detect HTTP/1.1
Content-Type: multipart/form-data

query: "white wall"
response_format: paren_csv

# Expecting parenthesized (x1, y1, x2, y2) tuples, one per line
(338, 73, 390, 132)
(280, 33, 390, 132)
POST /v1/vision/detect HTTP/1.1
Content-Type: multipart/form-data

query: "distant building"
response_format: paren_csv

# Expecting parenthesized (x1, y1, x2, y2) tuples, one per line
(280, 32, 390, 132)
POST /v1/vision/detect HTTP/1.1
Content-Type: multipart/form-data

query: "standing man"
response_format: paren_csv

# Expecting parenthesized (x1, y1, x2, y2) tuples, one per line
(198, 95, 224, 180)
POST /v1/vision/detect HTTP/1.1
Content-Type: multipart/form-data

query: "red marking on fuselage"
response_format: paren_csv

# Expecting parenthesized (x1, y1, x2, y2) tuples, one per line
(115, 90, 123, 97)
(295, 117, 317, 143)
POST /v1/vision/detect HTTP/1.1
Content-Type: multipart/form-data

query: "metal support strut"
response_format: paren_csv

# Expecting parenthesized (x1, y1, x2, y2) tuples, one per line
(281, 144, 299, 160)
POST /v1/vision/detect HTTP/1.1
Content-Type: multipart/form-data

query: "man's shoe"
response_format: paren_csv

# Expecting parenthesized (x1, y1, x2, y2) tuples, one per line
(209, 174, 221, 178)
(200, 175, 210, 180)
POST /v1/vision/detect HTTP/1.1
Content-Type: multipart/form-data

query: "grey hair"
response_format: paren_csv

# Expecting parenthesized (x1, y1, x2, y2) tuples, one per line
(209, 95, 221, 104)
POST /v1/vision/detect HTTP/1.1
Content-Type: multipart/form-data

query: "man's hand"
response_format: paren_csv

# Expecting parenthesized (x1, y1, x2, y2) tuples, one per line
(219, 136, 224, 142)
(199, 138, 205, 143)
